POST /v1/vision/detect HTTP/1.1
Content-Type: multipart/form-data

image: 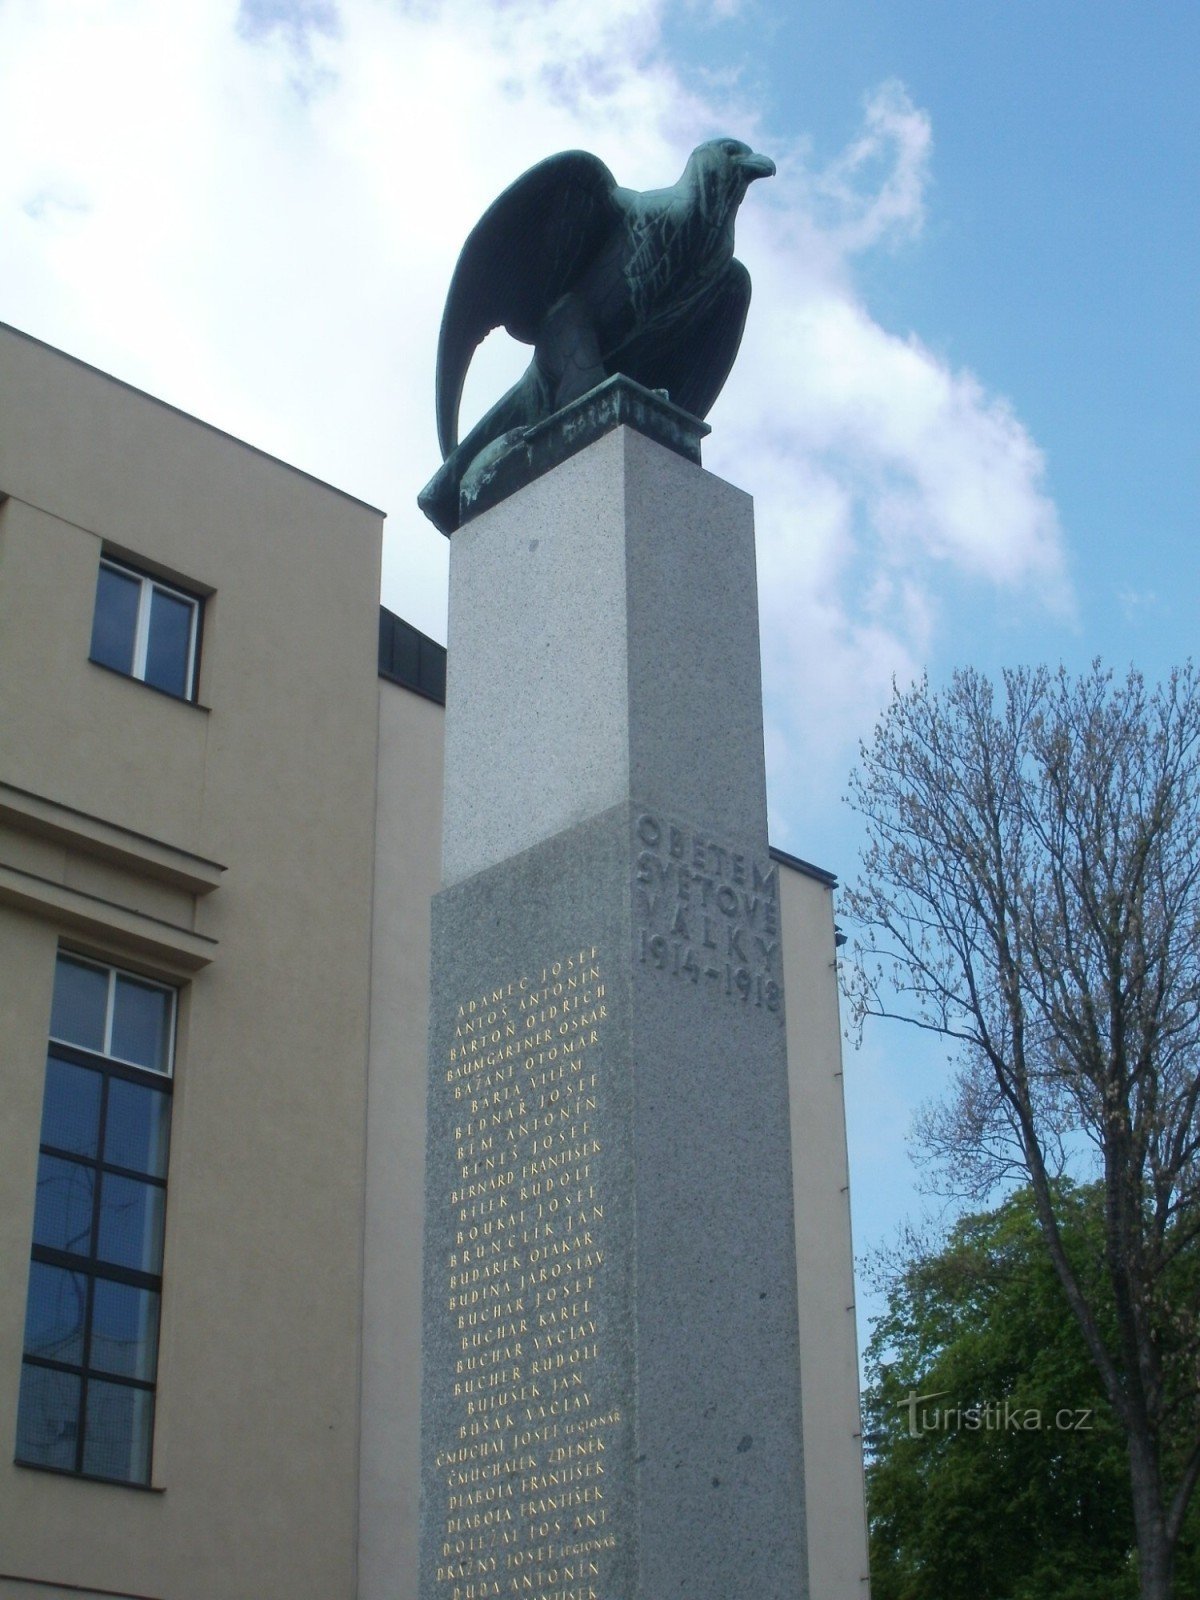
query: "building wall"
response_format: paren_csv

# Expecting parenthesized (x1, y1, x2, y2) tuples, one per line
(780, 864, 872, 1598)
(0, 324, 382, 1600)
(358, 679, 444, 1596)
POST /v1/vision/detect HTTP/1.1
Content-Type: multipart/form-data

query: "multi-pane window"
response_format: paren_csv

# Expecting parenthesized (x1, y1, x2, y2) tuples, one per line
(89, 557, 201, 700)
(15, 953, 175, 1486)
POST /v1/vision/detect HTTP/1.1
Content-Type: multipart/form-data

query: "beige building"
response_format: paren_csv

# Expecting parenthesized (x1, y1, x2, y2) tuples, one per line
(0, 322, 869, 1599)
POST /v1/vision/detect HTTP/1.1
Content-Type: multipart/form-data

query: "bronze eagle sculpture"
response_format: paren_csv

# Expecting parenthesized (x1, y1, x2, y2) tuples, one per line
(418, 138, 775, 534)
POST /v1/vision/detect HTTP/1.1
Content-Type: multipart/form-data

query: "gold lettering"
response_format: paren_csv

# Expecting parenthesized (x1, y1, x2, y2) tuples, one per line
(437, 950, 617, 1599)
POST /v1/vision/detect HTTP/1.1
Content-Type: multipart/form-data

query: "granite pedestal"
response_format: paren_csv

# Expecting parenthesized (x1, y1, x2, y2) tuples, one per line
(420, 392, 809, 1600)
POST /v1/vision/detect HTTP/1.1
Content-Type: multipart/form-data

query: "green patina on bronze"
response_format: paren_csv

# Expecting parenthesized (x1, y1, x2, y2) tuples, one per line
(418, 138, 775, 535)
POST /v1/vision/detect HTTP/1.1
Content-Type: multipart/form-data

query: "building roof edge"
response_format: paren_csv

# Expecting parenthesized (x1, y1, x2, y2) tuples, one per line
(0, 320, 387, 518)
(768, 845, 838, 889)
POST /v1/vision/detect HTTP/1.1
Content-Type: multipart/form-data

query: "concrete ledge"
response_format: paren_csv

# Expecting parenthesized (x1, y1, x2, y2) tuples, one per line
(0, 1572, 163, 1600)
(0, 864, 218, 971)
(0, 783, 225, 895)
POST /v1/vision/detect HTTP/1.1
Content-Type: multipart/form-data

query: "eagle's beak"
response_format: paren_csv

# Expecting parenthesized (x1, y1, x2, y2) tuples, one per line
(738, 151, 776, 182)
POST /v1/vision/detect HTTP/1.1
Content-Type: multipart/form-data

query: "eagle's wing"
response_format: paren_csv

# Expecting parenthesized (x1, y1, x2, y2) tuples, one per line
(435, 150, 622, 457)
(617, 259, 752, 422)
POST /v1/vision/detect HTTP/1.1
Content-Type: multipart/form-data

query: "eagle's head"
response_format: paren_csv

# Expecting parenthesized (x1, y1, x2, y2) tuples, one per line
(684, 137, 776, 210)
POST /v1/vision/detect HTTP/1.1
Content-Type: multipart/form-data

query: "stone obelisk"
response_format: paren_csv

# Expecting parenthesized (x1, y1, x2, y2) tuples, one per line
(420, 379, 808, 1600)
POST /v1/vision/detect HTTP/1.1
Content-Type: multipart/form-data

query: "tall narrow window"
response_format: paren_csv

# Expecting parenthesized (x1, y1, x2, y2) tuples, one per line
(15, 953, 175, 1486)
(90, 557, 201, 700)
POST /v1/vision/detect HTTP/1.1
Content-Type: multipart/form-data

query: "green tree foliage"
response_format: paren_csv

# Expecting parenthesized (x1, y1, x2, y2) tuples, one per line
(864, 1186, 1199, 1600)
(846, 664, 1200, 1596)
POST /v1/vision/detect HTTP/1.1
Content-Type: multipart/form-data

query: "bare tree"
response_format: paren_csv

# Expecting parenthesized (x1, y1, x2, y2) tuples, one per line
(845, 662, 1200, 1599)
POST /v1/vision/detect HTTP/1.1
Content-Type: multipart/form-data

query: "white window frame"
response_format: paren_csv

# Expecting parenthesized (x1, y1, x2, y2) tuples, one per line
(49, 951, 177, 1078)
(97, 557, 201, 700)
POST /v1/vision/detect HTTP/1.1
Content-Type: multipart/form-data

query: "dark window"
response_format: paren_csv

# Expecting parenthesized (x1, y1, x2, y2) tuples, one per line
(90, 558, 201, 700)
(16, 954, 174, 1486)
(378, 607, 447, 703)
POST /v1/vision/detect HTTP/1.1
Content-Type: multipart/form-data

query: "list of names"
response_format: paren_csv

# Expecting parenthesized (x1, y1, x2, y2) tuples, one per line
(434, 946, 619, 1600)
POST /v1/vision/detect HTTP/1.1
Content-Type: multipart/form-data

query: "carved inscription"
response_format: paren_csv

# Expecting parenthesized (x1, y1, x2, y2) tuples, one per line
(436, 947, 618, 1600)
(633, 812, 781, 1011)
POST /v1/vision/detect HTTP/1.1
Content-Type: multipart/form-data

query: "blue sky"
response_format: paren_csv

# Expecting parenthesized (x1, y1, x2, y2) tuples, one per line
(2, 0, 1196, 1344)
(738, 0, 1199, 692)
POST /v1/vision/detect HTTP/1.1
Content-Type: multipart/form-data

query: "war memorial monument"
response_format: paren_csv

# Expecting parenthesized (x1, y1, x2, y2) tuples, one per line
(417, 139, 811, 1600)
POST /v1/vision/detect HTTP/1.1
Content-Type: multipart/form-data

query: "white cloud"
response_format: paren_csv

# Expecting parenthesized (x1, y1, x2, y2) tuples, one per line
(703, 86, 1067, 847)
(814, 79, 931, 253)
(0, 0, 1069, 833)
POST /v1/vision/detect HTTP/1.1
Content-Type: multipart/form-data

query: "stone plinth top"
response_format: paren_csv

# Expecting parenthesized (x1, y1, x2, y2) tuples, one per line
(455, 374, 711, 532)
